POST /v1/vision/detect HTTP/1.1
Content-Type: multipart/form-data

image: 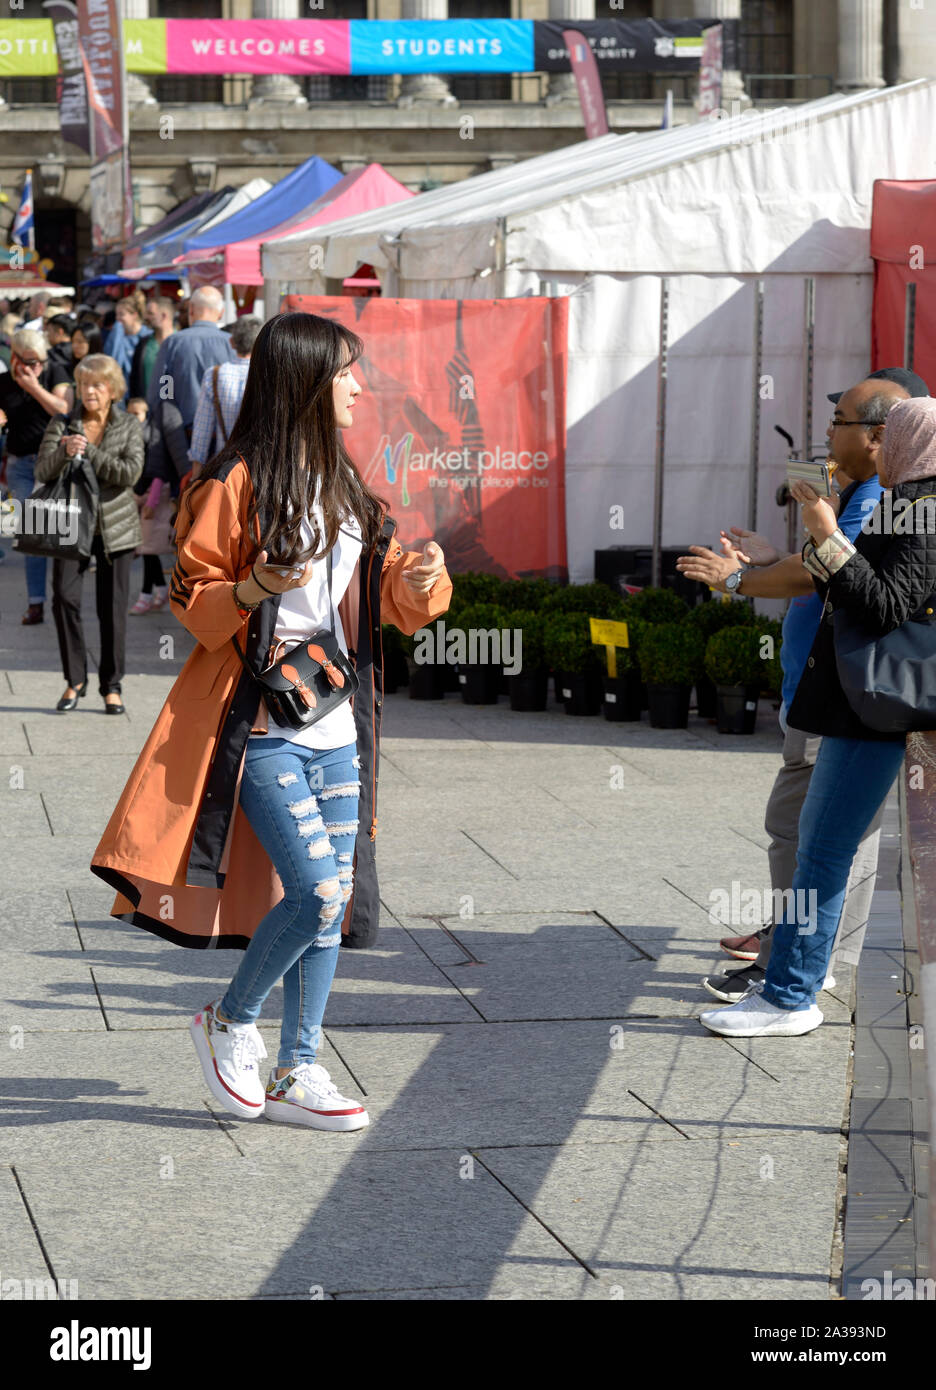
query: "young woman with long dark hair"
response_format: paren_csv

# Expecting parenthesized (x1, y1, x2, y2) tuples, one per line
(91, 312, 452, 1130)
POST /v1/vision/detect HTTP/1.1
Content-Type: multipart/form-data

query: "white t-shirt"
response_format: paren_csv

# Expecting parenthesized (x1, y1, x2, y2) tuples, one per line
(255, 504, 364, 750)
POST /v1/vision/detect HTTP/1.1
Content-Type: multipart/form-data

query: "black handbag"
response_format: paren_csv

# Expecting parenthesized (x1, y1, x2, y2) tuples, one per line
(232, 549, 360, 732)
(12, 452, 99, 561)
(833, 605, 936, 734)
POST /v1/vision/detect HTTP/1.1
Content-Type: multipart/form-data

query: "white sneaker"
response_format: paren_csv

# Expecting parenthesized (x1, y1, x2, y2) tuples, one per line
(190, 998, 267, 1119)
(700, 986, 823, 1037)
(265, 1062, 369, 1132)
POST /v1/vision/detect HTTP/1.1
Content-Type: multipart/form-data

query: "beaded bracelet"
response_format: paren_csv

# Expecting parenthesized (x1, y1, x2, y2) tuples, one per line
(232, 580, 261, 618)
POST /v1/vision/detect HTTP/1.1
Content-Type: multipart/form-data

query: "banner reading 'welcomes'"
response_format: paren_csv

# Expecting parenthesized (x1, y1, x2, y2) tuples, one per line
(0, 18, 715, 77)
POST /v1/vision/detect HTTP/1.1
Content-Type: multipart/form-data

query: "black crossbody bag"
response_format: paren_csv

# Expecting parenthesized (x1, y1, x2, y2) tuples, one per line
(232, 549, 359, 731)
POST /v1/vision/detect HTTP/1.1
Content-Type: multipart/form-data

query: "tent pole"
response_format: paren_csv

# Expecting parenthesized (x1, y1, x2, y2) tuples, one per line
(494, 216, 507, 298)
(904, 281, 917, 370)
(793, 276, 816, 554)
(652, 277, 669, 590)
(749, 277, 764, 534)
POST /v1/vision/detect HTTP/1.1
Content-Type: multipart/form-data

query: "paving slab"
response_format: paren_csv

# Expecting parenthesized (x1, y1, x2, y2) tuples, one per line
(233, 1021, 677, 1155)
(475, 1133, 841, 1298)
(1, 949, 106, 1033)
(14, 1151, 585, 1299)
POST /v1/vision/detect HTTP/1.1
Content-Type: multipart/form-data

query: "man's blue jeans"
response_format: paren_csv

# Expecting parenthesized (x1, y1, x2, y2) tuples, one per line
(220, 738, 360, 1068)
(7, 453, 47, 603)
(762, 734, 906, 1010)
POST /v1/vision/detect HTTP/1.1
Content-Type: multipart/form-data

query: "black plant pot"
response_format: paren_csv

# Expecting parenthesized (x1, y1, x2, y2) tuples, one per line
(459, 663, 501, 704)
(507, 668, 549, 712)
(603, 668, 643, 722)
(382, 646, 409, 695)
(695, 673, 717, 719)
(408, 660, 446, 700)
(558, 669, 603, 717)
(443, 661, 461, 693)
(647, 682, 691, 729)
(715, 683, 760, 734)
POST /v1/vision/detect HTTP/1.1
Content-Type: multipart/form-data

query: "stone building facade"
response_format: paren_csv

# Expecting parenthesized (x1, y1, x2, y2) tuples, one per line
(0, 0, 931, 289)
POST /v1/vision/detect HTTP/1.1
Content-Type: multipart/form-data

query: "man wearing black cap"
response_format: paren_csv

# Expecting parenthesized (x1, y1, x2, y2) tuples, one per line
(677, 369, 929, 1004)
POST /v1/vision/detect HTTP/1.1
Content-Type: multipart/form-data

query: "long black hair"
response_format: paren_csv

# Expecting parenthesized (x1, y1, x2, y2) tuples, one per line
(182, 311, 389, 562)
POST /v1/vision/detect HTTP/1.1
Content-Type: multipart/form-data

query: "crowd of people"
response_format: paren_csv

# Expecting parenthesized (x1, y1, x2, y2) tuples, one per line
(0, 284, 261, 713)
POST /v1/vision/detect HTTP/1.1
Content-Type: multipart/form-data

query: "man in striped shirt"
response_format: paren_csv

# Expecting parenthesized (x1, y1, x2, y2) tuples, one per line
(188, 316, 261, 478)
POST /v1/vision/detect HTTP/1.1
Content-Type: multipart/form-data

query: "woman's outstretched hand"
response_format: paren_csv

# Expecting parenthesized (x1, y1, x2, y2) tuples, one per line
(402, 541, 445, 595)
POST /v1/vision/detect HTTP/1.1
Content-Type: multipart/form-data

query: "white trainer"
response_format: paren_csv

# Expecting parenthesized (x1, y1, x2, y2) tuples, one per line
(700, 987, 823, 1038)
(265, 1063, 369, 1132)
(190, 998, 267, 1118)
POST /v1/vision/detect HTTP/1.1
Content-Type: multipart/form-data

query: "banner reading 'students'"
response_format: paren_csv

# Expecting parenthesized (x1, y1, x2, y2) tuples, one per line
(284, 295, 568, 580)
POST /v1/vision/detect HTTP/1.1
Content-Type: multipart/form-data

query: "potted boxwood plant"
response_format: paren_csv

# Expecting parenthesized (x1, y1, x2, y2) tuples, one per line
(757, 617, 784, 706)
(502, 609, 549, 711)
(404, 625, 447, 701)
(543, 612, 603, 716)
(455, 601, 506, 704)
(685, 597, 756, 717)
(637, 622, 705, 728)
(601, 614, 647, 722)
(620, 586, 690, 627)
(704, 626, 765, 734)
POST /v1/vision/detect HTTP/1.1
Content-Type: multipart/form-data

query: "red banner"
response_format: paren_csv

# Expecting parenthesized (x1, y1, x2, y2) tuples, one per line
(698, 23, 723, 116)
(562, 28, 609, 140)
(78, 0, 133, 250)
(283, 295, 568, 578)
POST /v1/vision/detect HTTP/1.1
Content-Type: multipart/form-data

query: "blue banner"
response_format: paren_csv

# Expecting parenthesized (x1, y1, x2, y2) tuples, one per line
(349, 20, 533, 74)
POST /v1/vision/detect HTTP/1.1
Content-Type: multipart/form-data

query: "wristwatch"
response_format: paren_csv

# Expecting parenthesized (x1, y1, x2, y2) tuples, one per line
(724, 568, 745, 594)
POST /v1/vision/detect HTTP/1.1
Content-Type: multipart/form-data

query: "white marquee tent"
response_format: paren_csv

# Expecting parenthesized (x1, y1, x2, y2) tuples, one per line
(263, 80, 936, 581)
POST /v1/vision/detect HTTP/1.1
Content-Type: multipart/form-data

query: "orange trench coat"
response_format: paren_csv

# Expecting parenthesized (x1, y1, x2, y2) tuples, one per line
(90, 456, 452, 950)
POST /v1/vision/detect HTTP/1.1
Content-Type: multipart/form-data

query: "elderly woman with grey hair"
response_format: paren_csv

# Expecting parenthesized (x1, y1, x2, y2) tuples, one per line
(35, 353, 144, 714)
(701, 395, 936, 1040)
(0, 327, 73, 622)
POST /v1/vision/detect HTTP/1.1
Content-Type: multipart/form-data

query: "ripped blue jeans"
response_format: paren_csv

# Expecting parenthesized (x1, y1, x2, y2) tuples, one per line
(219, 738, 359, 1068)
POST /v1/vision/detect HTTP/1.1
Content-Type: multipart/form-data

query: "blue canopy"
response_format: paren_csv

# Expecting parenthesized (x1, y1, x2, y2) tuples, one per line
(181, 156, 342, 255)
(135, 189, 240, 266)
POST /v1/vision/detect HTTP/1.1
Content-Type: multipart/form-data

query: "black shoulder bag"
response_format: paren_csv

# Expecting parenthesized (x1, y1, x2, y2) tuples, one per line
(232, 549, 359, 731)
(832, 494, 936, 734)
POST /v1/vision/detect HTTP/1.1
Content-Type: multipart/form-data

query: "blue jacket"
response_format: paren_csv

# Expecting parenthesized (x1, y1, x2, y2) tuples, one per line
(146, 322, 236, 429)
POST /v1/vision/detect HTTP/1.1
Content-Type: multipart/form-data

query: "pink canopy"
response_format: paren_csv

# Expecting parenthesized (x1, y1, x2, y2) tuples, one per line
(172, 164, 414, 287)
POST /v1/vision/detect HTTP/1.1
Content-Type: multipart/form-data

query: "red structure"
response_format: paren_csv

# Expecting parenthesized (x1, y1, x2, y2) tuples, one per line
(871, 179, 936, 388)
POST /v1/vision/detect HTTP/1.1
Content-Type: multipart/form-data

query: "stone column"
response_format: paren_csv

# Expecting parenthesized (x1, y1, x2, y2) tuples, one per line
(545, 0, 594, 105)
(692, 0, 748, 108)
(837, 0, 885, 89)
(249, 0, 308, 106)
(123, 0, 157, 105)
(398, 0, 457, 108)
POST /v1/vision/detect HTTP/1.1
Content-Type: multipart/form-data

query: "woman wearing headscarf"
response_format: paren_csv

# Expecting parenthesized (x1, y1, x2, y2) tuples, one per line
(701, 395, 936, 1037)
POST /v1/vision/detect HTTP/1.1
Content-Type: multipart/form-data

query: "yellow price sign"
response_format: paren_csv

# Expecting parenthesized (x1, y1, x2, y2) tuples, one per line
(589, 617, 630, 678)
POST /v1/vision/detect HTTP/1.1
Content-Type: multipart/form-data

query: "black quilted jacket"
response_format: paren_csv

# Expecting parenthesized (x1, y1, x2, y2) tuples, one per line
(788, 476, 936, 741)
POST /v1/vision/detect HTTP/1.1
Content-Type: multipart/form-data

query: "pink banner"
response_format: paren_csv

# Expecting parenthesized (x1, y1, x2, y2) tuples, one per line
(166, 19, 349, 76)
(698, 23, 723, 116)
(562, 28, 609, 140)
